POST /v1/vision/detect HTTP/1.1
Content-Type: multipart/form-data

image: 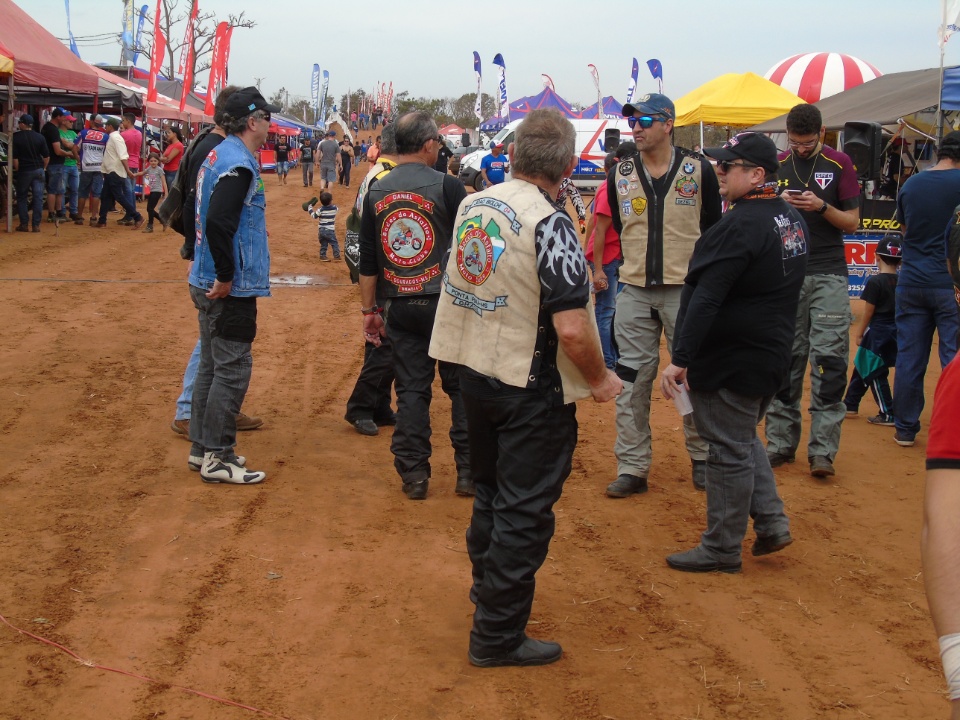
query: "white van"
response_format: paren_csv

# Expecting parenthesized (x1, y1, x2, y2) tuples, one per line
(458, 116, 632, 192)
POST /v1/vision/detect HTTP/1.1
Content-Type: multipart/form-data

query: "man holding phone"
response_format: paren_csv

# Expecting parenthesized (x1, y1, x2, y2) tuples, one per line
(764, 103, 860, 479)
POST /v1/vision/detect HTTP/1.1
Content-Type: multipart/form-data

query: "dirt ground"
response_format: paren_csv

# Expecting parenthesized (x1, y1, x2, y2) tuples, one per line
(0, 153, 952, 720)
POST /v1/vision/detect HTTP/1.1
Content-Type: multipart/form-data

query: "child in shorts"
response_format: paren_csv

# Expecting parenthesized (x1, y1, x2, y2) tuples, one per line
(843, 236, 902, 425)
(303, 191, 341, 261)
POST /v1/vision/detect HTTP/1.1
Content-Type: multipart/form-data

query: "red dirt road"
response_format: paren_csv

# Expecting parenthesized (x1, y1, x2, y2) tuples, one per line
(0, 164, 951, 719)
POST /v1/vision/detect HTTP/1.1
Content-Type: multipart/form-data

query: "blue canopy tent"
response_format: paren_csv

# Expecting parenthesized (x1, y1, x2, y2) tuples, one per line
(480, 115, 509, 132)
(580, 96, 626, 119)
(509, 86, 580, 118)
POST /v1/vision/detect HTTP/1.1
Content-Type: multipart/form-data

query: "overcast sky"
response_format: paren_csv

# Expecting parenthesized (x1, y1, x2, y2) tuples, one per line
(23, 0, 960, 108)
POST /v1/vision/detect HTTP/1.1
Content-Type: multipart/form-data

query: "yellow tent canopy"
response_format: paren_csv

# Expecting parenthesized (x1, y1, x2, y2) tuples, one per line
(674, 72, 804, 127)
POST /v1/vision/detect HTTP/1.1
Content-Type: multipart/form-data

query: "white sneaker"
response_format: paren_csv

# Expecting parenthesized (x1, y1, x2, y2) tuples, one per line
(189, 453, 244, 472)
(199, 452, 265, 484)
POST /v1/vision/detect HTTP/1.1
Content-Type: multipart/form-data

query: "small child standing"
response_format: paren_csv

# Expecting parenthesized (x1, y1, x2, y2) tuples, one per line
(306, 191, 341, 262)
(135, 153, 167, 233)
(843, 236, 902, 425)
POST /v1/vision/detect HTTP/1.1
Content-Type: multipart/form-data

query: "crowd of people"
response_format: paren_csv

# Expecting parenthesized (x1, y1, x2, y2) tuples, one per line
(9, 88, 960, 703)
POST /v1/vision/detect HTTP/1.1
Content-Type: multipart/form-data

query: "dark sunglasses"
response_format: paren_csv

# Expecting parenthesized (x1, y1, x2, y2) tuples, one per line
(627, 115, 668, 129)
(715, 159, 758, 173)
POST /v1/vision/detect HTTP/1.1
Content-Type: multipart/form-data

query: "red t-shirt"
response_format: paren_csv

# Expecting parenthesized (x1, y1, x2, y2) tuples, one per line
(585, 182, 622, 265)
(927, 355, 960, 469)
(163, 141, 184, 172)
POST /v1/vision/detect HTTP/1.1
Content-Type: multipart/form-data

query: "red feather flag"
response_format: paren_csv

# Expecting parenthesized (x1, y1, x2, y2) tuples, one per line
(147, 0, 166, 103)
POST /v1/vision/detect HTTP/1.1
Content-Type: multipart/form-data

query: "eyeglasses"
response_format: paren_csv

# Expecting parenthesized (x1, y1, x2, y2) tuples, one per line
(437, 135, 444, 143)
(787, 137, 818, 149)
(627, 115, 668, 129)
(715, 160, 758, 173)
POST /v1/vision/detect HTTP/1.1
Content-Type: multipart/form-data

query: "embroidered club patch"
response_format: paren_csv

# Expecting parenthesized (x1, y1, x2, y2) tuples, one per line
(619, 161, 634, 177)
(621, 200, 632, 216)
(380, 199, 435, 267)
(682, 161, 695, 175)
(455, 216, 506, 285)
(675, 176, 699, 199)
(631, 197, 647, 215)
(617, 179, 630, 196)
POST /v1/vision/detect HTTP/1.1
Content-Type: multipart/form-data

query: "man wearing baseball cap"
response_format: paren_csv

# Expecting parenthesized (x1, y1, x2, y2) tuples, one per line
(41, 108, 75, 222)
(600, 92, 721, 498)
(187, 86, 279, 485)
(480, 141, 507, 187)
(11, 114, 49, 232)
(660, 131, 808, 573)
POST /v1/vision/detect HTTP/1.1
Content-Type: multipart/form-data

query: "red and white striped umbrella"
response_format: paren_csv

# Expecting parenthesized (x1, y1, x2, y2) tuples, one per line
(764, 53, 882, 104)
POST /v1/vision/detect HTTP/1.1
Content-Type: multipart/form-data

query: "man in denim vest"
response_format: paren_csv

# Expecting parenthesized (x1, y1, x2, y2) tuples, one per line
(187, 87, 279, 485)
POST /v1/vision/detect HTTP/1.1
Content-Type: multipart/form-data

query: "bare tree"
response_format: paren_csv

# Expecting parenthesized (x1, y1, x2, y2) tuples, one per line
(138, 0, 255, 87)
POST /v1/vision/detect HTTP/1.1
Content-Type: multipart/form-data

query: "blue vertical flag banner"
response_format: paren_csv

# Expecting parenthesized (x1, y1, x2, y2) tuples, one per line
(626, 57, 639, 104)
(131, 4, 148, 66)
(647, 58, 663, 93)
(473, 51, 483, 121)
(319, 70, 330, 127)
(311, 64, 320, 123)
(64, 0, 81, 57)
(121, 0, 135, 64)
(493, 53, 509, 120)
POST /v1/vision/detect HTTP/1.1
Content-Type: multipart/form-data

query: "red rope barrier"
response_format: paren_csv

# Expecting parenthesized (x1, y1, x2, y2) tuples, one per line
(0, 611, 297, 719)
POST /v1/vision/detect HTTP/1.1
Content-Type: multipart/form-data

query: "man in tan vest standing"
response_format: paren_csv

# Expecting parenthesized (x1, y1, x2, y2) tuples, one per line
(598, 93, 722, 497)
(431, 109, 622, 667)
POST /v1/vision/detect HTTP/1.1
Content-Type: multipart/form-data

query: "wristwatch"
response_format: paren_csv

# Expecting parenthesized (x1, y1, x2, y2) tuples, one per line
(817, 201, 828, 215)
(361, 305, 382, 316)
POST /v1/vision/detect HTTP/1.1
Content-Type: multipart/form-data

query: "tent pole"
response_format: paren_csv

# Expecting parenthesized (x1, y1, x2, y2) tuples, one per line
(699, 120, 704, 151)
(938, 42, 946, 143)
(6, 74, 13, 233)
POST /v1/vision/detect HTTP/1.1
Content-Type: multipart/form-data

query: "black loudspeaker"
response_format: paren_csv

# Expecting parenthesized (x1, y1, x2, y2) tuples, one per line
(604, 128, 621, 152)
(461, 132, 471, 147)
(843, 121, 883, 181)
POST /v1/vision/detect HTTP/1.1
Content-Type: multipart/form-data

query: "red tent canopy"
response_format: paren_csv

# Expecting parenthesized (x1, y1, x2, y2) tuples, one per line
(0, 0, 98, 93)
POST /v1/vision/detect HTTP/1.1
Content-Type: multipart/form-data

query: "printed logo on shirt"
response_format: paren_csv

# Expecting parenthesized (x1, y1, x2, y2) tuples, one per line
(775, 213, 808, 260)
(682, 161, 695, 175)
(455, 216, 507, 285)
(815, 172, 834, 190)
(617, 178, 630, 196)
(631, 197, 647, 216)
(381, 208, 435, 267)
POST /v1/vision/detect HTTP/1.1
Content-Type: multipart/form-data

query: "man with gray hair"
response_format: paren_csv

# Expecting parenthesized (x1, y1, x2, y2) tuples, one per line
(430, 108, 622, 667)
(358, 111, 471, 500)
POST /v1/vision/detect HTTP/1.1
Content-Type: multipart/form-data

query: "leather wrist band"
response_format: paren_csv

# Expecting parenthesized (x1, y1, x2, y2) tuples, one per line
(817, 201, 828, 215)
(361, 305, 382, 316)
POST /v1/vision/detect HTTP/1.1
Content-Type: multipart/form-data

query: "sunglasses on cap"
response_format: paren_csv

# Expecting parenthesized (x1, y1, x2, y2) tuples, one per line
(627, 115, 669, 129)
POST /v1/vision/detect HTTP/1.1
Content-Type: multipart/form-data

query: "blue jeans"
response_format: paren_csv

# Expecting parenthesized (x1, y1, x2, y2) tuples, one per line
(188, 286, 256, 460)
(591, 258, 622, 369)
(46, 164, 65, 195)
(125, 175, 137, 218)
(893, 286, 960, 437)
(691, 388, 789, 562)
(64, 165, 80, 214)
(98, 172, 141, 224)
(164, 170, 177, 188)
(175, 339, 202, 420)
(15, 168, 45, 227)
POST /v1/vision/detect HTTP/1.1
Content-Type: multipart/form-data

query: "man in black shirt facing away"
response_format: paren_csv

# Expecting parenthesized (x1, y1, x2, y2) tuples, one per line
(660, 132, 808, 574)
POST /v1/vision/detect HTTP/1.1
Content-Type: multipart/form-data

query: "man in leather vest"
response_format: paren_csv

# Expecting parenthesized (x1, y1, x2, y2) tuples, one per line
(599, 93, 722, 497)
(357, 111, 472, 500)
(188, 86, 280, 486)
(430, 108, 622, 667)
